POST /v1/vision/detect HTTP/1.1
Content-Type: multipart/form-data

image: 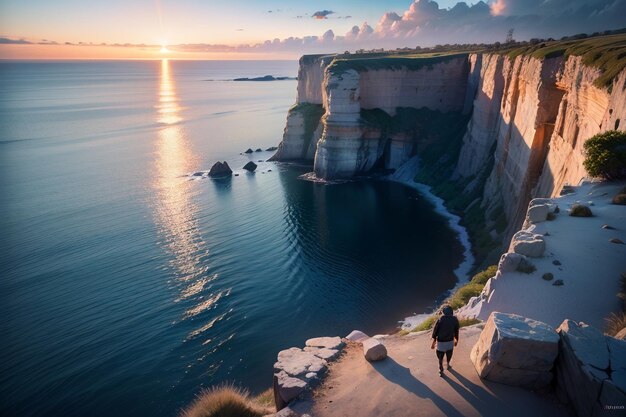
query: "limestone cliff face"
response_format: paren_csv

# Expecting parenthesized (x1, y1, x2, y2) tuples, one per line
(273, 51, 626, 251)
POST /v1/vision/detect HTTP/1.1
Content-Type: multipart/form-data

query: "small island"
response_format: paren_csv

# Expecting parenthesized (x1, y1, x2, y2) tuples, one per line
(233, 75, 297, 82)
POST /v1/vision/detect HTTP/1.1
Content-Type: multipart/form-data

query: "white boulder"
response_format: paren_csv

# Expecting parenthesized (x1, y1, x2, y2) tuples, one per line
(527, 204, 549, 223)
(363, 338, 387, 361)
(274, 371, 307, 404)
(511, 231, 545, 258)
(305, 336, 344, 350)
(274, 347, 327, 377)
(345, 330, 369, 342)
(470, 312, 558, 389)
(498, 252, 524, 273)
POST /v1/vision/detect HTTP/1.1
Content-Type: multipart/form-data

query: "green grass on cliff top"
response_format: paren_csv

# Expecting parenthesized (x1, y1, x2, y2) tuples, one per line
(502, 33, 626, 89)
(327, 51, 470, 75)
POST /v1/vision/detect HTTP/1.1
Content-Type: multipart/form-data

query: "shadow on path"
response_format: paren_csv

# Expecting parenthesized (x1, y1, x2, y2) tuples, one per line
(371, 358, 465, 417)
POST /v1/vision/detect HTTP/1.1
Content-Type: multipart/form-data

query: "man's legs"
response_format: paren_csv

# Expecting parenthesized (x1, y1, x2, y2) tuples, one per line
(445, 349, 453, 369)
(436, 350, 445, 376)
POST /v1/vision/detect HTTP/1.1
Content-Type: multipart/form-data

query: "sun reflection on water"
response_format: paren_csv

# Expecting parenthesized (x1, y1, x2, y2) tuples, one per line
(153, 60, 228, 339)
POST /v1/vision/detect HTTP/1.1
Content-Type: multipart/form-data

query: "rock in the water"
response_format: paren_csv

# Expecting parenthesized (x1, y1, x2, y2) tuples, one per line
(470, 312, 558, 389)
(243, 161, 258, 172)
(555, 320, 626, 417)
(363, 338, 387, 361)
(305, 336, 344, 350)
(266, 146, 278, 151)
(244, 148, 254, 153)
(274, 371, 307, 405)
(274, 347, 327, 377)
(192, 172, 204, 177)
(511, 231, 545, 258)
(345, 330, 369, 342)
(527, 204, 549, 223)
(255, 148, 263, 152)
(208, 161, 232, 177)
(553, 279, 564, 286)
(602, 224, 616, 230)
(609, 238, 625, 244)
(498, 252, 524, 273)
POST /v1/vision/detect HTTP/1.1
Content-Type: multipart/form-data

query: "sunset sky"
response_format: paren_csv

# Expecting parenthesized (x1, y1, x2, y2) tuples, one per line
(1, 0, 625, 59)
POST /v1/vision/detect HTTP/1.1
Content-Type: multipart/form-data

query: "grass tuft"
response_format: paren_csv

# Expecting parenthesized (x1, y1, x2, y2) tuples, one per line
(569, 204, 593, 217)
(605, 312, 626, 337)
(180, 384, 270, 417)
(516, 258, 537, 274)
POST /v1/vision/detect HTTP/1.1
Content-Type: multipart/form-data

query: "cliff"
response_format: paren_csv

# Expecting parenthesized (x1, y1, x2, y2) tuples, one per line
(272, 34, 626, 261)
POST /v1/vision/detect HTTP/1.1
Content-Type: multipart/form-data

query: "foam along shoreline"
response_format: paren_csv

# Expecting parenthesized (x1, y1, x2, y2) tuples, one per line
(389, 155, 475, 330)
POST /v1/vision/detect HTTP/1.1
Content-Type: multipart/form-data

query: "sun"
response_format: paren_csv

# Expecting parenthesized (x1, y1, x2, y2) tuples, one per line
(160, 45, 170, 53)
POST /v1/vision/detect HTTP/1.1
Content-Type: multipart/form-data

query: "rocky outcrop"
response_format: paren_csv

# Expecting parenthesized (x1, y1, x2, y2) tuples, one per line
(273, 336, 345, 411)
(243, 161, 257, 172)
(208, 161, 232, 177)
(556, 320, 626, 417)
(470, 312, 559, 389)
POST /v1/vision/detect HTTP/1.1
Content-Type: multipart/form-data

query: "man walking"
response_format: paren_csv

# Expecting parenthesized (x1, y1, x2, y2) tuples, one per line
(430, 304, 459, 377)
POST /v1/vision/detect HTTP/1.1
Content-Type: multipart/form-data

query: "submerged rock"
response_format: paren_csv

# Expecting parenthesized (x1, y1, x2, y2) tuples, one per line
(243, 161, 257, 172)
(208, 161, 232, 177)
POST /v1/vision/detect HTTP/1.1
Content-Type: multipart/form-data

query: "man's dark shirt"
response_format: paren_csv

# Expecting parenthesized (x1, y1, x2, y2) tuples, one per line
(432, 315, 460, 343)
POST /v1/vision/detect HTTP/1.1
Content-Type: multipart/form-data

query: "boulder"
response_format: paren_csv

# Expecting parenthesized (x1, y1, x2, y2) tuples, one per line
(244, 148, 254, 153)
(345, 330, 369, 342)
(527, 204, 549, 223)
(305, 336, 344, 350)
(243, 161, 258, 172)
(498, 252, 524, 273)
(208, 161, 232, 177)
(363, 338, 387, 361)
(266, 146, 278, 151)
(555, 320, 626, 417)
(256, 148, 263, 152)
(274, 347, 327, 377)
(274, 371, 307, 406)
(511, 231, 545, 258)
(470, 312, 558, 390)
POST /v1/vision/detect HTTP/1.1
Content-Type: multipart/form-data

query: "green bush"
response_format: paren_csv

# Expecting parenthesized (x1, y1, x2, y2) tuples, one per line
(180, 384, 269, 417)
(542, 272, 554, 281)
(569, 204, 593, 217)
(459, 318, 481, 327)
(413, 315, 437, 331)
(470, 265, 498, 285)
(583, 130, 626, 179)
(447, 283, 484, 310)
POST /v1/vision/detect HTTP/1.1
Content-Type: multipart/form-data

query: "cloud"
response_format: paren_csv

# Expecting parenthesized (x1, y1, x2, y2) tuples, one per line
(312, 10, 334, 20)
(0, 37, 32, 44)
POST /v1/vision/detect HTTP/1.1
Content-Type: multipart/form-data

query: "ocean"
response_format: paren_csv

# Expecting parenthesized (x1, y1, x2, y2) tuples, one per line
(0, 60, 464, 416)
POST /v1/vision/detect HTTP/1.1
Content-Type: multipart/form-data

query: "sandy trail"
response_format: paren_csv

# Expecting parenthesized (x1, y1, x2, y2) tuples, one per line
(294, 326, 571, 417)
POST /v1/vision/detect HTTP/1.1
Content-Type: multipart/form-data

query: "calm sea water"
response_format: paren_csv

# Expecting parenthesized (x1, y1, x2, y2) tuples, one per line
(0, 60, 463, 416)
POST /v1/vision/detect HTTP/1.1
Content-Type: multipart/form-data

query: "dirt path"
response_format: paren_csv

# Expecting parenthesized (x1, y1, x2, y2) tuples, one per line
(294, 326, 571, 417)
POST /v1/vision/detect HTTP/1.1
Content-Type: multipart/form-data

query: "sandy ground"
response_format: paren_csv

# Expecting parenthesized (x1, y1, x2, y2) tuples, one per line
(476, 181, 626, 329)
(293, 326, 571, 417)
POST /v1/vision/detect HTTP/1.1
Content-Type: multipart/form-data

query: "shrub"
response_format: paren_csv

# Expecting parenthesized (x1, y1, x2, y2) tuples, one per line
(413, 315, 437, 331)
(470, 265, 498, 285)
(459, 318, 481, 327)
(447, 283, 484, 309)
(569, 204, 593, 217)
(516, 258, 537, 274)
(542, 272, 554, 281)
(604, 312, 626, 336)
(180, 385, 268, 417)
(547, 212, 557, 221)
(613, 194, 626, 205)
(583, 130, 626, 179)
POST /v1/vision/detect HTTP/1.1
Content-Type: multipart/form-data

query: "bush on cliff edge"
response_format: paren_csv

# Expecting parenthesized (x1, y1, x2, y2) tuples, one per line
(583, 130, 626, 180)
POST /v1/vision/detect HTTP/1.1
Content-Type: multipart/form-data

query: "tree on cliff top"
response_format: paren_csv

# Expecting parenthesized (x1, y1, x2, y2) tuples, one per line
(583, 130, 626, 180)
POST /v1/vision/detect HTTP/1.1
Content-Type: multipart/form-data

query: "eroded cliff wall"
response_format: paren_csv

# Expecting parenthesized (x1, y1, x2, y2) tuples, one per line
(273, 50, 626, 259)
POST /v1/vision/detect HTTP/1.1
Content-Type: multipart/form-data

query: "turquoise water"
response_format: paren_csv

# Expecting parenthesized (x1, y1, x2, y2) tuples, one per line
(0, 60, 463, 416)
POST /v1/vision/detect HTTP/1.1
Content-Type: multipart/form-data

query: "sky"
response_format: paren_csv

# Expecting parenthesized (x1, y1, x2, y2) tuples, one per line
(1, 0, 625, 59)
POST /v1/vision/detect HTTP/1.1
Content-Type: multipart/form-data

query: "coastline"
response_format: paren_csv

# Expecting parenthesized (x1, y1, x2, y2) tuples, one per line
(388, 155, 475, 330)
